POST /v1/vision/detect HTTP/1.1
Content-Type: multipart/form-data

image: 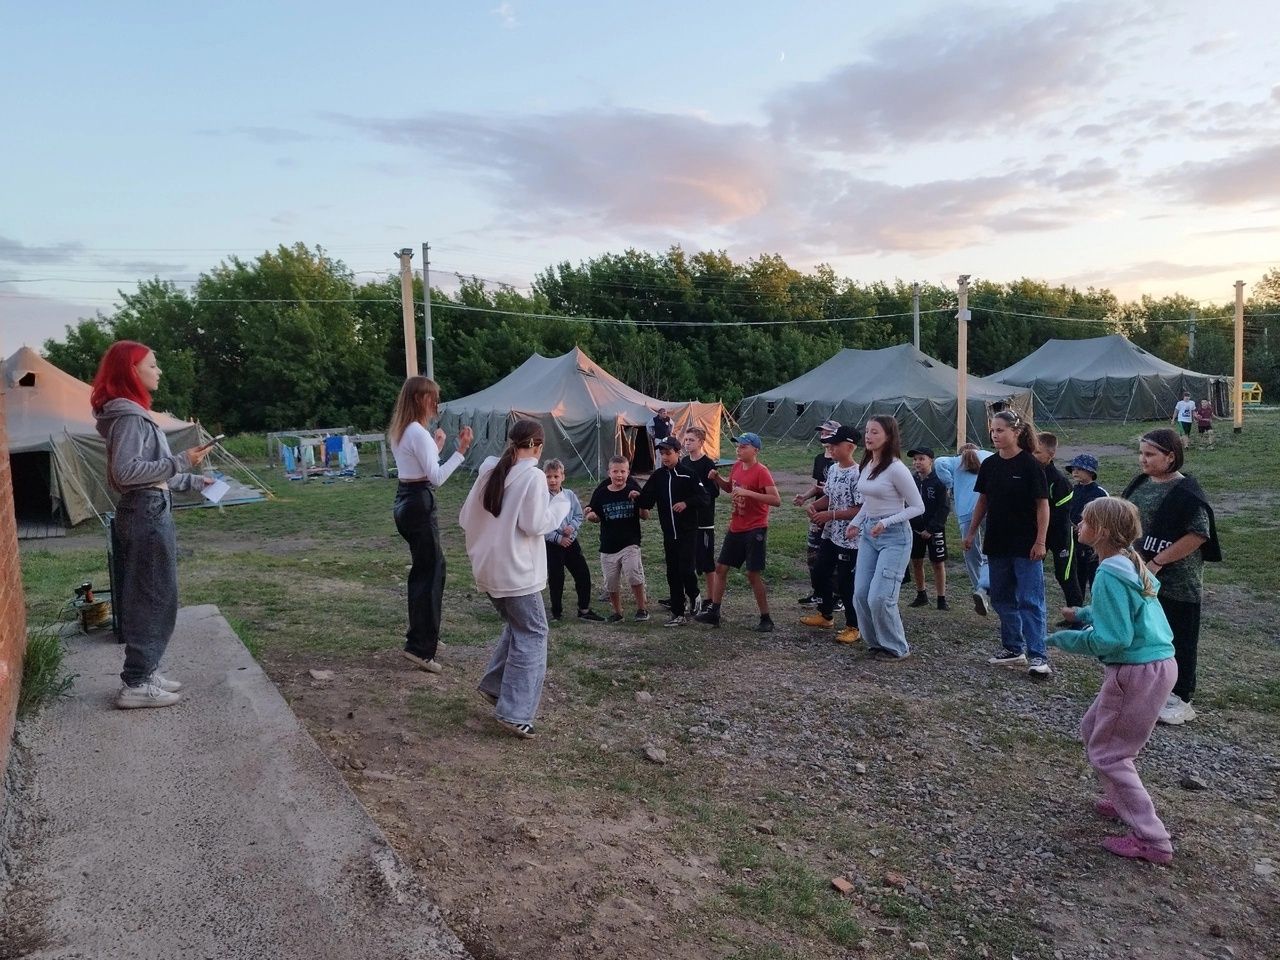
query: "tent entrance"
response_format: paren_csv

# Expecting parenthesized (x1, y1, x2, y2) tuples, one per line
(620, 426, 655, 474)
(10, 451, 67, 538)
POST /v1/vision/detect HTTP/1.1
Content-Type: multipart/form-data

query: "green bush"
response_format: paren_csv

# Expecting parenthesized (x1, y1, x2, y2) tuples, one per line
(18, 620, 75, 717)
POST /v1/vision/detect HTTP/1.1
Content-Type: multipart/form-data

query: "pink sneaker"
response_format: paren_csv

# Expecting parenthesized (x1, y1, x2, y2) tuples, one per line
(1102, 834, 1173, 865)
(1094, 797, 1120, 821)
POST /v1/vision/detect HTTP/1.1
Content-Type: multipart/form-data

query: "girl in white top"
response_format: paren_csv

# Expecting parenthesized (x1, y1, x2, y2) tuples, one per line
(460, 419, 571, 739)
(846, 415, 924, 660)
(388, 376, 473, 674)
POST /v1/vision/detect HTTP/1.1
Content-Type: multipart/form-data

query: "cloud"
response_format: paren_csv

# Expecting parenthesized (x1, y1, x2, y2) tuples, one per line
(0, 235, 85, 266)
(0, 290, 101, 350)
(492, 2, 516, 29)
(766, 2, 1129, 150)
(197, 125, 320, 144)
(1189, 33, 1236, 56)
(1154, 143, 1280, 204)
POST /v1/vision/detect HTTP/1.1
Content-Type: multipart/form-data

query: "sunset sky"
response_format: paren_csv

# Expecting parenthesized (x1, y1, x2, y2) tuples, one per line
(3, 0, 1279, 349)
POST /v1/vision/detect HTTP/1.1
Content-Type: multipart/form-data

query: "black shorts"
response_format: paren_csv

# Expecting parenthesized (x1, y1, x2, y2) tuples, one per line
(1197, 422, 1212, 434)
(694, 528, 717, 574)
(1179, 421, 1192, 435)
(718, 527, 768, 572)
(911, 530, 947, 563)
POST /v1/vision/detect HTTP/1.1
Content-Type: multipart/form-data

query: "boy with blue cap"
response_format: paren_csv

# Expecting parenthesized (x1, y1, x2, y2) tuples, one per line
(694, 432, 781, 631)
(1068, 453, 1108, 596)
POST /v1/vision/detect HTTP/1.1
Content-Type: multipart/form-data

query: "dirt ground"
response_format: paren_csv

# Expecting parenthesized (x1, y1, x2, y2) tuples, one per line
(267, 583, 1279, 960)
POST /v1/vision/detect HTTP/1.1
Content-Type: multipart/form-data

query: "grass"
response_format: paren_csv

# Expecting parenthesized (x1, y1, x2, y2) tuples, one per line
(17, 411, 1280, 959)
(18, 616, 76, 716)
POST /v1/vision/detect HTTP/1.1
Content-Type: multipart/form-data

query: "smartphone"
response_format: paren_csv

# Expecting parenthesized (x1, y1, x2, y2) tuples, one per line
(204, 434, 226, 447)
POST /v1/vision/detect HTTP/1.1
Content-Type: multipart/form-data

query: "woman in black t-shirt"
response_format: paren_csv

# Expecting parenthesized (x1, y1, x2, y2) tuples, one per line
(964, 410, 1051, 678)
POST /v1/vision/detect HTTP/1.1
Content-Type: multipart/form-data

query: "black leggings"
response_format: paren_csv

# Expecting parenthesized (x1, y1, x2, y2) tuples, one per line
(1159, 595, 1201, 702)
(393, 481, 445, 659)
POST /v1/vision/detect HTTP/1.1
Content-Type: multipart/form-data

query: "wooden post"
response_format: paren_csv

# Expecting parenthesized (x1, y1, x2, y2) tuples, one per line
(397, 248, 418, 378)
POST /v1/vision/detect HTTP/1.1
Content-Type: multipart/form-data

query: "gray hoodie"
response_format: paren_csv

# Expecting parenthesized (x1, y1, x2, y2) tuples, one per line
(94, 398, 203, 494)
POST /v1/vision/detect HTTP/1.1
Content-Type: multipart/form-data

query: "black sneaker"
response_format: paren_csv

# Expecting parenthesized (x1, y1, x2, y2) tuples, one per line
(797, 593, 819, 606)
(972, 591, 991, 616)
(606, 612, 624, 624)
(577, 609, 606, 622)
(663, 614, 687, 628)
(694, 605, 721, 627)
(909, 591, 929, 608)
(988, 648, 1027, 667)
(936, 596, 949, 611)
(657, 598, 672, 609)
(634, 609, 650, 622)
(755, 616, 775, 633)
(832, 599, 845, 614)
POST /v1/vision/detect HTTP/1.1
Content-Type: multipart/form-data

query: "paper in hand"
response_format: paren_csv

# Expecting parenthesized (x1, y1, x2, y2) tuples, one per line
(201, 479, 230, 504)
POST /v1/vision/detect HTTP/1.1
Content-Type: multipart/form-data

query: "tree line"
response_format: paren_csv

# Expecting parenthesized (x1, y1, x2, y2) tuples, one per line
(41, 243, 1280, 433)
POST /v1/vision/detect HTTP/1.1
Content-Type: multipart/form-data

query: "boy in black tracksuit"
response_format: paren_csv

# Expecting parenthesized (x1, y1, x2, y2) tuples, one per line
(678, 426, 721, 613)
(637, 437, 710, 627)
(1035, 433, 1082, 607)
(907, 448, 950, 609)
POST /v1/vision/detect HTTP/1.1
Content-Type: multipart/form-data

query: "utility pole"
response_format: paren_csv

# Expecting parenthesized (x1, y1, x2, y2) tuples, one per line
(912, 282, 921, 350)
(956, 275, 971, 448)
(396, 248, 418, 377)
(1233, 280, 1244, 433)
(1187, 311, 1197, 360)
(422, 241, 434, 381)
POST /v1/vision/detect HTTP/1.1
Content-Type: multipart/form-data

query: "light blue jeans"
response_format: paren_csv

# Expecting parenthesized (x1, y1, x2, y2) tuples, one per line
(957, 512, 989, 594)
(987, 555, 1047, 659)
(853, 519, 913, 657)
(479, 592, 549, 726)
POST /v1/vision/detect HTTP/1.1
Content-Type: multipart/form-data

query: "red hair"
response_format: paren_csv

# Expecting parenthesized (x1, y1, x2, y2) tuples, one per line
(90, 341, 153, 413)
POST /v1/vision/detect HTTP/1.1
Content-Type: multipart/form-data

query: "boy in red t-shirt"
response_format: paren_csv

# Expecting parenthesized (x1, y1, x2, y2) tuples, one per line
(693, 433, 782, 631)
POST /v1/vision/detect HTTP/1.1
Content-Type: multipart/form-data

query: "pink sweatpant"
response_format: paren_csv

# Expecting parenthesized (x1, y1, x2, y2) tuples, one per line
(1080, 658, 1178, 851)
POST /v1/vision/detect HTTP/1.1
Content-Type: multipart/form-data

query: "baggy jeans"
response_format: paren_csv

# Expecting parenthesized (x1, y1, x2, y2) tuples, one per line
(479, 592, 550, 726)
(957, 512, 989, 593)
(1080, 659, 1178, 851)
(852, 519, 912, 656)
(393, 481, 445, 660)
(112, 489, 179, 687)
(988, 554, 1048, 659)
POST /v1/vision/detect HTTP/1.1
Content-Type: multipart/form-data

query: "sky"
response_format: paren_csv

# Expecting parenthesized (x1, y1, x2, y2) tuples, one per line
(3, 0, 1280, 350)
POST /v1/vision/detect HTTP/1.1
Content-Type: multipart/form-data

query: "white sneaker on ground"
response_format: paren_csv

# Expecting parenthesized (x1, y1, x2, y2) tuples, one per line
(151, 673, 182, 693)
(115, 681, 181, 709)
(402, 651, 443, 674)
(1158, 694, 1197, 725)
(972, 591, 991, 616)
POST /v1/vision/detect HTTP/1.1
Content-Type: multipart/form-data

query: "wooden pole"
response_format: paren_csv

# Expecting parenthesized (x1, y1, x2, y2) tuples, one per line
(1233, 280, 1244, 433)
(397, 248, 418, 378)
(956, 275, 970, 449)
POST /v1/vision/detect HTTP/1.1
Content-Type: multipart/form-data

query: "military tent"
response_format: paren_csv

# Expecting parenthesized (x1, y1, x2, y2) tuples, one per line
(735, 343, 1033, 451)
(990, 334, 1231, 420)
(437, 347, 722, 478)
(3, 346, 262, 532)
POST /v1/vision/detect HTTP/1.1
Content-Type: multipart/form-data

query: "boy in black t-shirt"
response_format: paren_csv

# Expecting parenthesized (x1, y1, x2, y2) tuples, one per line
(678, 426, 720, 613)
(585, 456, 649, 622)
(1034, 432, 1083, 607)
(907, 448, 950, 610)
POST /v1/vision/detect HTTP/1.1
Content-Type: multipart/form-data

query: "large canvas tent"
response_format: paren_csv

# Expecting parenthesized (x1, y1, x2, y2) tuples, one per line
(735, 343, 1033, 451)
(990, 334, 1231, 421)
(3, 346, 261, 530)
(437, 347, 722, 478)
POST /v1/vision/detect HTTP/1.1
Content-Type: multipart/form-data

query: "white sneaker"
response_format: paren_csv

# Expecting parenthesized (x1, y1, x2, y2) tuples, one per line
(151, 673, 182, 693)
(402, 651, 443, 674)
(116, 681, 181, 709)
(1158, 694, 1197, 726)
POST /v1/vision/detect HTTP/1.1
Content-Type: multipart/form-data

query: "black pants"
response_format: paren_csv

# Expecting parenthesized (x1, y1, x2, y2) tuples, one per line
(1050, 538, 1084, 607)
(663, 535, 699, 615)
(814, 539, 858, 628)
(808, 525, 838, 597)
(393, 481, 444, 659)
(547, 539, 592, 616)
(1159, 595, 1201, 702)
(1076, 538, 1100, 597)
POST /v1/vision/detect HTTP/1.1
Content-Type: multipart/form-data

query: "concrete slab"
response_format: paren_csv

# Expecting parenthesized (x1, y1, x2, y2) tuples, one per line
(3, 605, 471, 960)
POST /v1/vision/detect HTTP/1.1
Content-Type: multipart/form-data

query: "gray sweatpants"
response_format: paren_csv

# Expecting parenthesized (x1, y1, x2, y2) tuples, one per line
(112, 489, 179, 686)
(478, 592, 549, 726)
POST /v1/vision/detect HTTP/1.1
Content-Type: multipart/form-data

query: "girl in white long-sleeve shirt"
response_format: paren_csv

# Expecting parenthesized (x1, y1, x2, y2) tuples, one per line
(846, 416, 924, 660)
(460, 419, 571, 739)
(388, 377, 473, 675)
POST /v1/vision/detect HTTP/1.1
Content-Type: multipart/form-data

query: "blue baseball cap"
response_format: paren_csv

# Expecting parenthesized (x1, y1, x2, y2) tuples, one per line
(1067, 453, 1099, 476)
(731, 432, 763, 450)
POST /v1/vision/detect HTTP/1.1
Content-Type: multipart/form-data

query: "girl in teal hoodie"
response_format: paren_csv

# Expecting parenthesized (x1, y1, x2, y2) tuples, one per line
(1049, 497, 1177, 865)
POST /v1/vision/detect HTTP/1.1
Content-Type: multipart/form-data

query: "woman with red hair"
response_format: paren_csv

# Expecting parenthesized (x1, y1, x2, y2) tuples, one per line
(92, 341, 213, 709)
